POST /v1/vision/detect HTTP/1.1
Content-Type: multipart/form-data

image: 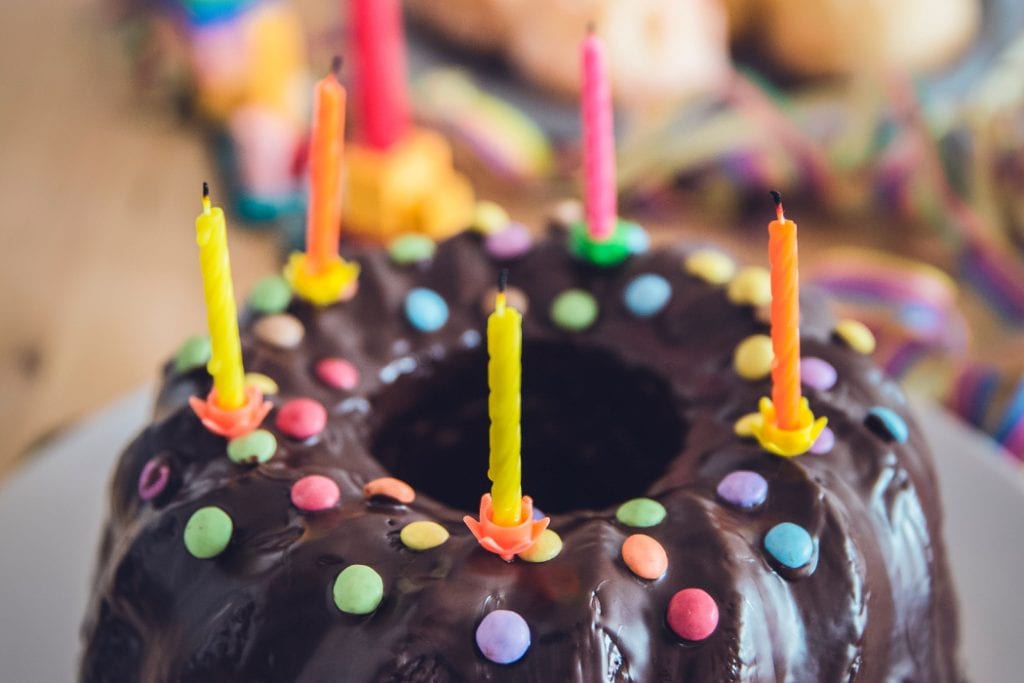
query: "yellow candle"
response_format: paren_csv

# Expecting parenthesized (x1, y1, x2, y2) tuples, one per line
(487, 284, 523, 526)
(195, 184, 246, 409)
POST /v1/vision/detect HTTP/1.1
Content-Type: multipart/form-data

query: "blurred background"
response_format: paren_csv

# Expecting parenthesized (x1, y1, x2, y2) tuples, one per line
(3, 0, 1024, 479)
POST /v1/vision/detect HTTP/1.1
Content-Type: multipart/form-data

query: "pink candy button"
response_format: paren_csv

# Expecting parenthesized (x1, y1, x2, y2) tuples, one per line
(276, 398, 327, 440)
(291, 475, 340, 512)
(667, 588, 719, 641)
(315, 358, 359, 390)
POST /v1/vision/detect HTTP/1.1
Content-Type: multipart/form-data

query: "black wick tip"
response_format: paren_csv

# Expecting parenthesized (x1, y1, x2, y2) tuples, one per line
(330, 55, 342, 75)
(202, 181, 210, 199)
(769, 190, 782, 206)
(498, 268, 509, 293)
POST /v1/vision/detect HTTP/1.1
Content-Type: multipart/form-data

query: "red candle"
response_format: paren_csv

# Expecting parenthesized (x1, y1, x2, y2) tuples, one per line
(306, 59, 346, 273)
(581, 28, 616, 241)
(768, 192, 802, 429)
(351, 0, 410, 151)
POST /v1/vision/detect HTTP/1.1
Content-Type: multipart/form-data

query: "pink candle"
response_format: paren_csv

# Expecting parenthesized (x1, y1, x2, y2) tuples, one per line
(581, 28, 616, 241)
(351, 0, 410, 151)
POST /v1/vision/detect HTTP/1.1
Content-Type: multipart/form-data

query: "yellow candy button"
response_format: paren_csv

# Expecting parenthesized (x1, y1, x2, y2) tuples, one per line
(399, 521, 449, 551)
(834, 319, 876, 355)
(245, 372, 279, 396)
(519, 529, 563, 563)
(734, 335, 774, 380)
(727, 266, 772, 307)
(684, 249, 736, 285)
(471, 200, 510, 235)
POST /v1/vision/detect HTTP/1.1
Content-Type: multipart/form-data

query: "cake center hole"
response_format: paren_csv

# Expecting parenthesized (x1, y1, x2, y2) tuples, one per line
(369, 342, 686, 514)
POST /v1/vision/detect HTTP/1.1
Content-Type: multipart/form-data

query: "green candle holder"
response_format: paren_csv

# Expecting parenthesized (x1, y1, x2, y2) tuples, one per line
(568, 218, 636, 267)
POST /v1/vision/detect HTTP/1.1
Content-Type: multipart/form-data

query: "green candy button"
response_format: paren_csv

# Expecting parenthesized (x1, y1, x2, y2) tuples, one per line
(227, 429, 277, 465)
(333, 564, 384, 615)
(248, 275, 292, 315)
(389, 233, 436, 265)
(616, 498, 666, 528)
(174, 335, 211, 373)
(184, 506, 233, 559)
(550, 289, 598, 332)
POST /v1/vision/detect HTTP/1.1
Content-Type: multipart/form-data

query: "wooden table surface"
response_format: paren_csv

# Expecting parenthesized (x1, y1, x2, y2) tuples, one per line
(0, 2, 1009, 479)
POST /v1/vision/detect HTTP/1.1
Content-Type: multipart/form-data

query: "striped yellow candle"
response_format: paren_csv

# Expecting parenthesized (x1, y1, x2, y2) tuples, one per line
(487, 276, 523, 526)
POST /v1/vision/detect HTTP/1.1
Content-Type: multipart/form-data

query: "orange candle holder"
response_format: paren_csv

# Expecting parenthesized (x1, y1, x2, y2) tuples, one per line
(464, 494, 550, 562)
(189, 385, 272, 438)
(343, 128, 474, 243)
(746, 396, 827, 457)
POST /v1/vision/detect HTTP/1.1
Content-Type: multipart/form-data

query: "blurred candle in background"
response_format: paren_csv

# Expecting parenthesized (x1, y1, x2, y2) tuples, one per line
(351, 0, 410, 150)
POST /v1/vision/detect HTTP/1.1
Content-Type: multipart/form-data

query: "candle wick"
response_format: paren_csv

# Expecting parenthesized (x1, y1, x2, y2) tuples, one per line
(202, 181, 211, 214)
(769, 190, 785, 221)
(498, 268, 509, 293)
(330, 55, 343, 76)
(586, 20, 596, 35)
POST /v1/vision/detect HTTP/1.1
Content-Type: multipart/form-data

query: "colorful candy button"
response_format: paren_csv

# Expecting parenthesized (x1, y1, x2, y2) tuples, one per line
(333, 564, 384, 615)
(667, 588, 719, 641)
(388, 233, 436, 265)
(684, 249, 736, 285)
(405, 288, 449, 332)
(622, 534, 668, 580)
(485, 223, 533, 260)
(623, 221, 650, 254)
(247, 275, 292, 314)
(174, 335, 211, 372)
(472, 200, 510, 235)
(363, 477, 416, 505)
(481, 286, 529, 317)
(227, 429, 277, 465)
(801, 357, 837, 391)
(716, 471, 768, 509)
(519, 529, 562, 563)
(184, 506, 233, 559)
(764, 522, 814, 569)
(550, 199, 582, 227)
(615, 498, 666, 528)
(865, 407, 909, 444)
(138, 457, 170, 501)
(291, 475, 340, 511)
(834, 319, 876, 355)
(316, 358, 360, 390)
(810, 426, 835, 454)
(734, 335, 774, 380)
(623, 274, 671, 318)
(276, 398, 327, 440)
(253, 313, 305, 349)
(245, 372, 279, 396)
(476, 610, 531, 665)
(400, 521, 450, 551)
(550, 289, 598, 332)
(727, 266, 772, 306)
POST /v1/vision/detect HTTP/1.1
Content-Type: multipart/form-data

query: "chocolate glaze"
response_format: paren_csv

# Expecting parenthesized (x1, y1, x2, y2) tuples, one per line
(80, 226, 961, 682)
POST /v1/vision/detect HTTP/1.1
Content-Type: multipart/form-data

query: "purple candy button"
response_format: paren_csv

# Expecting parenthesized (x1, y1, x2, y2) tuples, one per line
(801, 357, 837, 391)
(810, 426, 836, 454)
(716, 470, 768, 508)
(485, 223, 533, 260)
(138, 458, 170, 501)
(476, 609, 531, 665)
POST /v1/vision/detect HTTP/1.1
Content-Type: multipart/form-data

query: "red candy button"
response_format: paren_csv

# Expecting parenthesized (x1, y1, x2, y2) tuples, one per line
(315, 358, 359, 390)
(291, 475, 340, 512)
(276, 398, 327, 440)
(667, 588, 719, 641)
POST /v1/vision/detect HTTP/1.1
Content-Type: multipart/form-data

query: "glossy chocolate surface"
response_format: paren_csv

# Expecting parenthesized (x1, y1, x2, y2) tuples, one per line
(81, 228, 961, 682)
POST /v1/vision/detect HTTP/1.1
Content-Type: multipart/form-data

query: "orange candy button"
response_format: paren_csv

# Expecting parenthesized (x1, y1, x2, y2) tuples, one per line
(363, 477, 416, 505)
(622, 534, 668, 580)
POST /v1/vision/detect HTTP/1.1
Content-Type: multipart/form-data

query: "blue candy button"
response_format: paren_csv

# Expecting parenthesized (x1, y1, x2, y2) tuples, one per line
(404, 288, 449, 332)
(865, 406, 909, 444)
(764, 522, 814, 569)
(623, 274, 672, 318)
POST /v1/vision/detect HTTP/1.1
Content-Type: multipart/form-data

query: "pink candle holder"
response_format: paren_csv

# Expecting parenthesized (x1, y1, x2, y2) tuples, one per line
(464, 494, 550, 562)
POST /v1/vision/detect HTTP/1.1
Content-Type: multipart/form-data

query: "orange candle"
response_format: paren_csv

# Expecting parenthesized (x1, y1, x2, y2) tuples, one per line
(768, 191, 802, 429)
(306, 57, 346, 273)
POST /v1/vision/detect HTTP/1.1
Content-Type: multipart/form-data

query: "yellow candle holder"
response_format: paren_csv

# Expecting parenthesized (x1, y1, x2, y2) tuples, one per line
(744, 396, 828, 457)
(343, 128, 474, 243)
(464, 494, 550, 562)
(283, 252, 360, 306)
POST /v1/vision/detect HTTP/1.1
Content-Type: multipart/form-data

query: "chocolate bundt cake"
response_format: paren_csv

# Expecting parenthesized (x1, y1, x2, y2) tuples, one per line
(80, 218, 961, 682)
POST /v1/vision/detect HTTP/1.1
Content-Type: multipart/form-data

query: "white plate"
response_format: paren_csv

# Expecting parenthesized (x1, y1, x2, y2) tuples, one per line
(0, 388, 1021, 682)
